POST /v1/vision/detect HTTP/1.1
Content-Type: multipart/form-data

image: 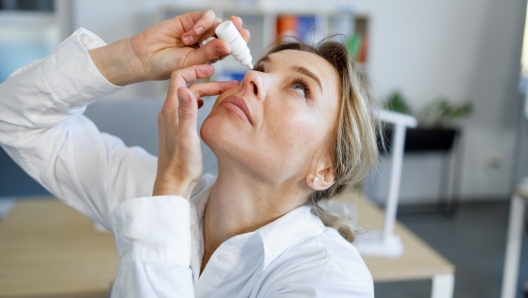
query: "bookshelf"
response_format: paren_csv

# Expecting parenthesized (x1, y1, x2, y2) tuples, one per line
(157, 5, 369, 95)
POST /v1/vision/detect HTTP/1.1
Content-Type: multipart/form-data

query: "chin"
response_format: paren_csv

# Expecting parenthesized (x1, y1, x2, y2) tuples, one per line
(201, 114, 248, 162)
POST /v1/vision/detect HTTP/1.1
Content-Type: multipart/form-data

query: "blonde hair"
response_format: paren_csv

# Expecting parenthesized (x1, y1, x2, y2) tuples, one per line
(263, 38, 379, 242)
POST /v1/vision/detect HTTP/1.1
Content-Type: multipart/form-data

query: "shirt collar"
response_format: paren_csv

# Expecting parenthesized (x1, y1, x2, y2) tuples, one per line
(189, 175, 326, 272)
(257, 205, 325, 271)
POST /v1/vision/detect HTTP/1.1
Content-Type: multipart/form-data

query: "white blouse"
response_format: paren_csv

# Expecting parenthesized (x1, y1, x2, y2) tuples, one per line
(0, 28, 374, 298)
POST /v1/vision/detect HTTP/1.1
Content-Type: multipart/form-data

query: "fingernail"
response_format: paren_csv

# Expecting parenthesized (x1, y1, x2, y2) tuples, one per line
(183, 34, 194, 44)
(178, 89, 189, 103)
(194, 25, 204, 35)
(215, 47, 229, 55)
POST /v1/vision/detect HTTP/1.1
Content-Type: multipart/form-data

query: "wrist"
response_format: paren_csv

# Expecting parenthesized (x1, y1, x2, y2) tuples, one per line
(88, 38, 147, 86)
(153, 173, 197, 200)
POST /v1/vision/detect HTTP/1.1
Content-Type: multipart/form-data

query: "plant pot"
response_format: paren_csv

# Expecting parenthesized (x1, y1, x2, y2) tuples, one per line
(379, 127, 459, 153)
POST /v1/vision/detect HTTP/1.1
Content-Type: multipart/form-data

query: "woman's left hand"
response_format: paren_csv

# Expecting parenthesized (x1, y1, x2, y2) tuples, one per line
(153, 64, 238, 199)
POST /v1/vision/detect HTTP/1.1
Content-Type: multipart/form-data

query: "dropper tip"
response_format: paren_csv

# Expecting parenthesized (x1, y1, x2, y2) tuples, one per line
(247, 63, 253, 70)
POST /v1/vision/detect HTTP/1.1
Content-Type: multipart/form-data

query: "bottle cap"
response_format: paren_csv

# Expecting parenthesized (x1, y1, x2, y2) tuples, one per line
(215, 21, 239, 44)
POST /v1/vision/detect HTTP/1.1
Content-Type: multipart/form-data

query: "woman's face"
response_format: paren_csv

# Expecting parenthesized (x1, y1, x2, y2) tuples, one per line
(201, 50, 340, 186)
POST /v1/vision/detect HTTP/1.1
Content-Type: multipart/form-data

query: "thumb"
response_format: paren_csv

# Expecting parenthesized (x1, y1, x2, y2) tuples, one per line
(176, 87, 199, 135)
(184, 39, 231, 67)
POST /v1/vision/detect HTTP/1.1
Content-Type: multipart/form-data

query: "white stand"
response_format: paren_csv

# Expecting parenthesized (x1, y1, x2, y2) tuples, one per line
(358, 110, 417, 257)
(354, 231, 404, 257)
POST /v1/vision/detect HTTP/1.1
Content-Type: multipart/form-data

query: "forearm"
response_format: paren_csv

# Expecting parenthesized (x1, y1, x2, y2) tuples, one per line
(89, 38, 147, 86)
(0, 28, 159, 230)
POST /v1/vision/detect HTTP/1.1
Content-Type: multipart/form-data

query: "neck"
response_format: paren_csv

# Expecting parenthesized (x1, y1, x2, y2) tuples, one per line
(200, 162, 310, 274)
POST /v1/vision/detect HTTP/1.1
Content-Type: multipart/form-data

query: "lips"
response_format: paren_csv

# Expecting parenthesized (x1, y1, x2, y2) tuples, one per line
(220, 95, 253, 125)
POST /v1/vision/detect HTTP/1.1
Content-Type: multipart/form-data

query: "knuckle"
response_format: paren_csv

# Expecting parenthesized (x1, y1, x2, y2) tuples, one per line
(170, 70, 180, 81)
(206, 48, 220, 60)
(178, 108, 195, 120)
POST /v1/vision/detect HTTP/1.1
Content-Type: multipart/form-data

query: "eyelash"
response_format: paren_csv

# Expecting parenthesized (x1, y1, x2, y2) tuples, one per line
(253, 64, 264, 72)
(252, 64, 311, 99)
(292, 77, 311, 99)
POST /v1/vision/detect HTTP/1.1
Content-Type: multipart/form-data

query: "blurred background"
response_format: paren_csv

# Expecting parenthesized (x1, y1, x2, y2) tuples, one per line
(0, 0, 528, 297)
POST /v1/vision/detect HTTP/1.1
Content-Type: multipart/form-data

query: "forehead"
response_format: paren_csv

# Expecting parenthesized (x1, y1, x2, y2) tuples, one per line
(265, 50, 340, 95)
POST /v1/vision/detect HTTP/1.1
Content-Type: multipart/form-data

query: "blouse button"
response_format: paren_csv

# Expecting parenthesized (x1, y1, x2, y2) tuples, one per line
(217, 253, 228, 262)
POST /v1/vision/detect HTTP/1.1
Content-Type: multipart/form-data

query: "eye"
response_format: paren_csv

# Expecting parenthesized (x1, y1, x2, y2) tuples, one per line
(253, 64, 265, 72)
(291, 77, 310, 99)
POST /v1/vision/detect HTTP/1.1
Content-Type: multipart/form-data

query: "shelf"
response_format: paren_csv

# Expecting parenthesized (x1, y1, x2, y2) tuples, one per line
(156, 6, 370, 93)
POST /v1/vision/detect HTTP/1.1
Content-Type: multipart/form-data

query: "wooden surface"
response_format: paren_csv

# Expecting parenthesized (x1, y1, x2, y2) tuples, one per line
(335, 191, 456, 282)
(0, 194, 454, 297)
(0, 198, 119, 298)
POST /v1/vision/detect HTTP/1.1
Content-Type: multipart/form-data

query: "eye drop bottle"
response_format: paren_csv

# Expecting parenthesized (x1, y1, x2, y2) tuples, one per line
(215, 20, 253, 69)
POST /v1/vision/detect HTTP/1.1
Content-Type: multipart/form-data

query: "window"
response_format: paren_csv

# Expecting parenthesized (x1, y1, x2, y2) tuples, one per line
(0, 0, 60, 82)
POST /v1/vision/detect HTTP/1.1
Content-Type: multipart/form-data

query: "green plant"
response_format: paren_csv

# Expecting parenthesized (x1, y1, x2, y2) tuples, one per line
(418, 97, 473, 128)
(385, 91, 413, 115)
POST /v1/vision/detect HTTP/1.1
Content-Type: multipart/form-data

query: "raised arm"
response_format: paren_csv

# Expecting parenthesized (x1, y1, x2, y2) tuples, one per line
(0, 11, 248, 297)
(0, 10, 248, 229)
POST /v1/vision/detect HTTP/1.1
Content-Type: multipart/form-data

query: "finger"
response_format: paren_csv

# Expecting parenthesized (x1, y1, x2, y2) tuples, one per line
(164, 65, 215, 111)
(188, 80, 239, 98)
(201, 18, 222, 39)
(177, 87, 199, 133)
(239, 29, 250, 43)
(171, 64, 215, 91)
(228, 16, 243, 30)
(228, 16, 250, 43)
(184, 38, 231, 67)
(181, 10, 216, 45)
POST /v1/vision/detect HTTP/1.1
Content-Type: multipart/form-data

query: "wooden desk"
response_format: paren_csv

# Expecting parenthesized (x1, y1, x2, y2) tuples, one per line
(0, 194, 454, 298)
(335, 191, 455, 298)
(0, 198, 119, 298)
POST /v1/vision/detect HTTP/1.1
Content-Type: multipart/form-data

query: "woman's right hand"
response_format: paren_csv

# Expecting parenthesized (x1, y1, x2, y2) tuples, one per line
(152, 64, 238, 200)
(89, 10, 249, 86)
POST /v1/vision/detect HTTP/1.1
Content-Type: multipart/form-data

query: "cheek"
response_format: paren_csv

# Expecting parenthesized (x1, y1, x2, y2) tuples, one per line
(265, 105, 327, 164)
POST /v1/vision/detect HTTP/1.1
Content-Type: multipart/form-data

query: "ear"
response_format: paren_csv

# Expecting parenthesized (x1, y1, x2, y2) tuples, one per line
(305, 158, 335, 191)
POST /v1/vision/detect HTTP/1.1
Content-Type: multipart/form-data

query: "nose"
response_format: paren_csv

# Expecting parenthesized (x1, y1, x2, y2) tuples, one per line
(242, 70, 266, 101)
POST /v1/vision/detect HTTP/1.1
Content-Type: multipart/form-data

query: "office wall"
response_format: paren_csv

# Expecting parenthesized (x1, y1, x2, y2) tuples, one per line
(71, 0, 527, 203)
(359, 0, 526, 202)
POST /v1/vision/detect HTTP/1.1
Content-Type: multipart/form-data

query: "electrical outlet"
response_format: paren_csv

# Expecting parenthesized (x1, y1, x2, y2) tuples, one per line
(483, 153, 502, 169)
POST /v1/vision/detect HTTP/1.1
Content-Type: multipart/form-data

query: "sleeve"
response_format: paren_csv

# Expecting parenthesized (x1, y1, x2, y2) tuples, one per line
(110, 196, 194, 298)
(0, 28, 195, 297)
(0, 28, 156, 231)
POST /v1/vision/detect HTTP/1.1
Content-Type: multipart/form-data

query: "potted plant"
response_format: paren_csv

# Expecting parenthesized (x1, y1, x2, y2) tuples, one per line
(381, 91, 473, 153)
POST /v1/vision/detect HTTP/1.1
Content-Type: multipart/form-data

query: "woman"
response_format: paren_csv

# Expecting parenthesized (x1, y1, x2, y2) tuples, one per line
(0, 9, 377, 298)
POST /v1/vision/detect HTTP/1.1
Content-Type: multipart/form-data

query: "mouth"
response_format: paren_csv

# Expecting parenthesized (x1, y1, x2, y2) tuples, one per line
(219, 95, 253, 125)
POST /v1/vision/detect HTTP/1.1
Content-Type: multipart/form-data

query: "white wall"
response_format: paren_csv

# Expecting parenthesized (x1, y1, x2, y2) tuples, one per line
(356, 0, 526, 202)
(72, 0, 527, 202)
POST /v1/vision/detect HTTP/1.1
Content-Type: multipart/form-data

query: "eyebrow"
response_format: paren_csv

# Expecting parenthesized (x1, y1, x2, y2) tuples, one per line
(256, 56, 323, 91)
(291, 65, 322, 91)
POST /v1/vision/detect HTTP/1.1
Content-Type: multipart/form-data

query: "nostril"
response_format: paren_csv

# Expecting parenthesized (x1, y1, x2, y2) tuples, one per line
(252, 82, 258, 96)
